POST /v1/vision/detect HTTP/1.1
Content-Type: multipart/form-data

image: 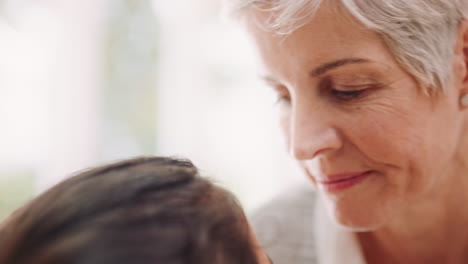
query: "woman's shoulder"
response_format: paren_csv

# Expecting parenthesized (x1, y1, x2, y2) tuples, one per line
(249, 185, 318, 264)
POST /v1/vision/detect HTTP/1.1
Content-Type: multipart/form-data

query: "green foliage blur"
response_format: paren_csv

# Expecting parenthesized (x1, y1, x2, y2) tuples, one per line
(0, 172, 34, 220)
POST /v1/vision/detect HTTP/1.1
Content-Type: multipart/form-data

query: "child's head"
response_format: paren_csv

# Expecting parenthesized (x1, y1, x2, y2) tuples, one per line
(0, 157, 271, 264)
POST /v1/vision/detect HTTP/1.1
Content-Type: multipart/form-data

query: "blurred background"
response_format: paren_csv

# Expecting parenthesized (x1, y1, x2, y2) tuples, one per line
(0, 0, 305, 220)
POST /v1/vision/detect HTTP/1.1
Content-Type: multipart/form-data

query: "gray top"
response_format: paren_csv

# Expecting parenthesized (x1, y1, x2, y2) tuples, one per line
(249, 185, 319, 264)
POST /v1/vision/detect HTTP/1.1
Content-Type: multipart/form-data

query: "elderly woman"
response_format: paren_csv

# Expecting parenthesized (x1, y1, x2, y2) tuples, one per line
(226, 0, 468, 264)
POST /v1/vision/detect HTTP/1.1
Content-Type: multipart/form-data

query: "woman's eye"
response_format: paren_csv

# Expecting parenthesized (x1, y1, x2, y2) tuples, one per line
(331, 89, 367, 100)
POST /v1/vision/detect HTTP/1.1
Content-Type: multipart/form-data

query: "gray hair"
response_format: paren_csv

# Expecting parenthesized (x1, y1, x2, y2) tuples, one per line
(226, 0, 468, 93)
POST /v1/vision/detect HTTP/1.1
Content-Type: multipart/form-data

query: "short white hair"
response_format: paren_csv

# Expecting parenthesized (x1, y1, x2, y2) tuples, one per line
(225, 0, 468, 93)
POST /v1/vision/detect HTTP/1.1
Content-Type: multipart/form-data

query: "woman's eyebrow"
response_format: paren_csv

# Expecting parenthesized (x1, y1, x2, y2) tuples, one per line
(259, 57, 371, 84)
(310, 57, 370, 77)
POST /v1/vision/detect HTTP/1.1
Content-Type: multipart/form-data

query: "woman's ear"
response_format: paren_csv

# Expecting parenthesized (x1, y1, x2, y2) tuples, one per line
(454, 19, 468, 88)
(461, 93, 468, 108)
(454, 19, 468, 111)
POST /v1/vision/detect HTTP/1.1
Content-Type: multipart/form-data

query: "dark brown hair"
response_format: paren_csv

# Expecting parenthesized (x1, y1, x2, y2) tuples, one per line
(0, 156, 258, 264)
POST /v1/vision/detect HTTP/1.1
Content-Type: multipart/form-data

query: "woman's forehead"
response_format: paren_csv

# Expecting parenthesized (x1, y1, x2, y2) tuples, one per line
(246, 6, 394, 79)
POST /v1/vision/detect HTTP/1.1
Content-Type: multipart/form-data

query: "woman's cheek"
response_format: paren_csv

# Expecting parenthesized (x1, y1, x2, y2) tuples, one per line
(346, 105, 414, 167)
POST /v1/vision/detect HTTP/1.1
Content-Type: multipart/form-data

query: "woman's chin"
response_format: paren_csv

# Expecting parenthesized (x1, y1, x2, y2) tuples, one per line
(318, 176, 398, 231)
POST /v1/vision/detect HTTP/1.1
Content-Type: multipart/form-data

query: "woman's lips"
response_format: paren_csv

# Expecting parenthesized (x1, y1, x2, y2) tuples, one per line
(317, 171, 372, 192)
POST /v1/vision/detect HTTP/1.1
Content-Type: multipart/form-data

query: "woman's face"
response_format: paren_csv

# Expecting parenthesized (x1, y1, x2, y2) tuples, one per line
(247, 3, 465, 229)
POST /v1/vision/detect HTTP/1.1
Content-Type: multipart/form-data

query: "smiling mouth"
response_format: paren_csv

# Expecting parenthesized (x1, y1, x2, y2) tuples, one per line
(317, 171, 373, 192)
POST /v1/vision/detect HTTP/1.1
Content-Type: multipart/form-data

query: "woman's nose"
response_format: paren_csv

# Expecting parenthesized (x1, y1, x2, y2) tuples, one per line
(288, 103, 343, 161)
